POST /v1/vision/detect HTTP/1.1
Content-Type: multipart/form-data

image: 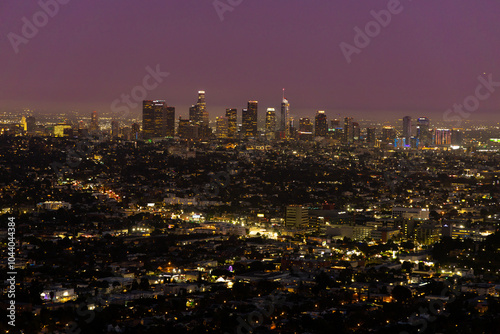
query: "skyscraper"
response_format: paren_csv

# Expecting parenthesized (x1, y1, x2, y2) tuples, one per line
(298, 117, 313, 140)
(417, 117, 431, 147)
(197, 90, 208, 125)
(265, 108, 276, 133)
(366, 127, 376, 145)
(382, 126, 396, 143)
(451, 129, 463, 146)
(216, 117, 229, 139)
(435, 129, 452, 146)
(226, 108, 237, 139)
(353, 122, 360, 141)
(281, 90, 290, 137)
(142, 100, 171, 139)
(89, 111, 99, 133)
(344, 117, 354, 144)
(178, 117, 198, 139)
(243, 101, 258, 137)
(165, 107, 175, 137)
(189, 105, 200, 124)
(111, 120, 119, 138)
(403, 116, 412, 146)
(314, 110, 327, 137)
(21, 116, 27, 132)
(189, 91, 208, 126)
(26, 116, 36, 133)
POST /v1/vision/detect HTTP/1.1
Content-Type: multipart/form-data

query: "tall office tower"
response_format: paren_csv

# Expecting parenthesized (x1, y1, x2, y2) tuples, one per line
(196, 90, 209, 124)
(178, 117, 198, 139)
(298, 117, 313, 140)
(417, 117, 431, 147)
(21, 116, 27, 131)
(366, 127, 376, 145)
(403, 116, 412, 146)
(299, 118, 312, 132)
(435, 129, 452, 146)
(344, 117, 354, 144)
(216, 117, 229, 139)
(314, 110, 328, 137)
(226, 108, 237, 139)
(142, 100, 169, 139)
(111, 120, 119, 138)
(189, 105, 200, 124)
(143, 100, 156, 138)
(89, 111, 99, 133)
(243, 101, 258, 137)
(353, 122, 360, 141)
(131, 123, 140, 139)
(451, 129, 463, 146)
(281, 89, 290, 137)
(165, 106, 175, 137)
(26, 116, 36, 133)
(285, 205, 309, 229)
(265, 108, 277, 133)
(289, 117, 298, 139)
(382, 126, 396, 143)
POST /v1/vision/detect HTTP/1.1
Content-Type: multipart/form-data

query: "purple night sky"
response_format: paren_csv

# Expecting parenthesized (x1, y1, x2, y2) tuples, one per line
(1, 0, 499, 122)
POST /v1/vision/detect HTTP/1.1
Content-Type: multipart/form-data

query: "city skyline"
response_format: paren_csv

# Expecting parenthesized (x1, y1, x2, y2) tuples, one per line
(3, 2, 500, 333)
(1, 1, 500, 121)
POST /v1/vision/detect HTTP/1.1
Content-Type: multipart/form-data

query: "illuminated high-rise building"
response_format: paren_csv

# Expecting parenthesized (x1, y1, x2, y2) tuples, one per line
(21, 116, 27, 132)
(417, 117, 431, 147)
(111, 120, 119, 138)
(188, 90, 208, 126)
(216, 117, 229, 139)
(344, 117, 354, 144)
(353, 122, 360, 141)
(226, 108, 237, 139)
(382, 126, 396, 143)
(89, 111, 99, 133)
(314, 110, 327, 137)
(197, 90, 208, 124)
(329, 119, 343, 140)
(26, 116, 36, 133)
(403, 116, 412, 146)
(286, 205, 309, 229)
(435, 129, 452, 146)
(265, 108, 276, 133)
(242, 101, 258, 137)
(366, 127, 376, 145)
(178, 117, 198, 139)
(451, 129, 463, 146)
(142, 100, 172, 139)
(281, 89, 290, 137)
(165, 107, 175, 137)
(189, 105, 200, 124)
(298, 117, 313, 140)
(142, 100, 157, 139)
(131, 123, 140, 139)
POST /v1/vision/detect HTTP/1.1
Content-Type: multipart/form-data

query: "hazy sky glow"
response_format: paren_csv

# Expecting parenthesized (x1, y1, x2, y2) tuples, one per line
(1, 0, 499, 121)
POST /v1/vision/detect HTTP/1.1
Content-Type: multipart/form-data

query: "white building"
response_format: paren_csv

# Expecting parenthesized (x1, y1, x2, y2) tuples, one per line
(392, 207, 429, 220)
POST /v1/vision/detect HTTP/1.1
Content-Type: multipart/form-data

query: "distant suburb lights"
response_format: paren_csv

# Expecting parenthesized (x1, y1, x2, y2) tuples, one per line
(340, 0, 411, 64)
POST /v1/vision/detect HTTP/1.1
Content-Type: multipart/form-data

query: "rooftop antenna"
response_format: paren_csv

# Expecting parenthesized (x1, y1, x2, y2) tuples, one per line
(282, 88, 285, 100)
